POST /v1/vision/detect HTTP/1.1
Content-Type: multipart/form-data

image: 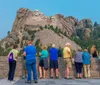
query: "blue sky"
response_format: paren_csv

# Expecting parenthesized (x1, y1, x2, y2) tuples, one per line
(0, 0, 100, 39)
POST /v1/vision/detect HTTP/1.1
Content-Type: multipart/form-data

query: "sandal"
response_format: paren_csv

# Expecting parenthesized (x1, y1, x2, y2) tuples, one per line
(50, 76, 54, 79)
(56, 76, 59, 79)
(25, 81, 31, 84)
(39, 77, 43, 79)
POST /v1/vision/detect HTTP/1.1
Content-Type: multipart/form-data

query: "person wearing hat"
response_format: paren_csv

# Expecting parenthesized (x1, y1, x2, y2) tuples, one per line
(49, 44, 59, 79)
(63, 43, 72, 79)
(74, 48, 83, 79)
(82, 49, 91, 78)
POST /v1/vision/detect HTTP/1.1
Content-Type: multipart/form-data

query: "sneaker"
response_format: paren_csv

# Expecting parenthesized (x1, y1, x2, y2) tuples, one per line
(56, 76, 59, 79)
(10, 81, 15, 84)
(22, 76, 25, 79)
(8, 79, 10, 81)
(34, 80, 38, 83)
(50, 76, 54, 79)
(66, 77, 72, 79)
(64, 77, 67, 79)
(25, 81, 31, 84)
(10, 80, 16, 82)
(79, 77, 82, 79)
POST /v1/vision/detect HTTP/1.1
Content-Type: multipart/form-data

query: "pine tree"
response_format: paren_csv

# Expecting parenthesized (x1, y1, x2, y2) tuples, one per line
(94, 21, 99, 27)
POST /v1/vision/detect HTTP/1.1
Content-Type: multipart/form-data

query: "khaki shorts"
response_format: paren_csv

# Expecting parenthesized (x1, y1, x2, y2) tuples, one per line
(22, 60, 26, 70)
(64, 58, 72, 68)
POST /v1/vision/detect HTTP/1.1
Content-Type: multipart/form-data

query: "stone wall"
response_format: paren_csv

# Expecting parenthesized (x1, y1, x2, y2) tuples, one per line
(0, 56, 22, 78)
(0, 56, 100, 78)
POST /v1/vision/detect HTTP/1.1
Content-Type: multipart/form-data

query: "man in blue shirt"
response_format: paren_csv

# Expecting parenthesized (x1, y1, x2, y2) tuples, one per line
(23, 40, 38, 83)
(49, 44, 59, 79)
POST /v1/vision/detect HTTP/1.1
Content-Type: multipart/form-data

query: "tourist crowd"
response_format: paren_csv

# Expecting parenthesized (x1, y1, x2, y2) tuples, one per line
(7, 40, 99, 84)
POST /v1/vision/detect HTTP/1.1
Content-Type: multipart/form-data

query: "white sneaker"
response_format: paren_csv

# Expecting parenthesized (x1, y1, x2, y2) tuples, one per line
(10, 81, 15, 84)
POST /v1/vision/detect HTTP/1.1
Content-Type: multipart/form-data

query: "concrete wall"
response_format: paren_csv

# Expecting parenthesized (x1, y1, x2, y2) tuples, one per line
(0, 56, 100, 78)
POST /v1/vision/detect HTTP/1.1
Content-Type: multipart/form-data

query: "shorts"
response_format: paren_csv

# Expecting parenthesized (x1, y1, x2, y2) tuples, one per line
(75, 62, 83, 74)
(21, 58, 27, 70)
(39, 58, 48, 70)
(64, 58, 72, 68)
(23, 60, 27, 70)
(50, 60, 58, 69)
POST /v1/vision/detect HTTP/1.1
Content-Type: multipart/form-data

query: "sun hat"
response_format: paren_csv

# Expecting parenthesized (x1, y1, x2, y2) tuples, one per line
(65, 43, 71, 46)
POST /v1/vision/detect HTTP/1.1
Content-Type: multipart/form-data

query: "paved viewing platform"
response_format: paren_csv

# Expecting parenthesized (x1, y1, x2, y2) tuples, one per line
(0, 78, 100, 85)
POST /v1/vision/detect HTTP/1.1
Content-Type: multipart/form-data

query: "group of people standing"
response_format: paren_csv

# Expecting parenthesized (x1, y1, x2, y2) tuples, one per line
(74, 45, 98, 79)
(7, 40, 99, 84)
(39, 44, 59, 79)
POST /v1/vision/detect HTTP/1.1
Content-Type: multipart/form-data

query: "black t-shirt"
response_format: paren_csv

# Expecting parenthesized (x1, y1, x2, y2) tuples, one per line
(92, 51, 97, 58)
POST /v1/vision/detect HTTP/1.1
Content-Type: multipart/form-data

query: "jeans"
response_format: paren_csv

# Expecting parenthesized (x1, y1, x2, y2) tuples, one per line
(83, 64, 90, 78)
(75, 62, 83, 74)
(8, 60, 16, 80)
(26, 60, 38, 81)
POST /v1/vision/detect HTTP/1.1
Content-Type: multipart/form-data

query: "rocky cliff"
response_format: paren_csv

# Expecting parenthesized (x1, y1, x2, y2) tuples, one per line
(0, 8, 93, 55)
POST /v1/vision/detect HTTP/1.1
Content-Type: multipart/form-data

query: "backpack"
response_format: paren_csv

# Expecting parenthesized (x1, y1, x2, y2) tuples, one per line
(8, 52, 14, 62)
(58, 49, 63, 57)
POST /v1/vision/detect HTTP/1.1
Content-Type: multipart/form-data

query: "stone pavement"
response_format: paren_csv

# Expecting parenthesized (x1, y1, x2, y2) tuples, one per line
(0, 78, 100, 85)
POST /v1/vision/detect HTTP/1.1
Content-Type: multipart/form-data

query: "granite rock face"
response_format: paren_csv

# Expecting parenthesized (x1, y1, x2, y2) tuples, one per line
(0, 8, 84, 51)
(0, 8, 94, 54)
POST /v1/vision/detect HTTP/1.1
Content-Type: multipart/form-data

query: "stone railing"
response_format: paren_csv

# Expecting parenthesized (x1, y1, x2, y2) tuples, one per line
(0, 56, 100, 78)
(0, 56, 22, 78)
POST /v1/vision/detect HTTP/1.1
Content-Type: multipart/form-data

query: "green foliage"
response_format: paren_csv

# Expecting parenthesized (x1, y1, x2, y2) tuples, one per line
(5, 43, 9, 49)
(35, 39, 40, 46)
(55, 26, 60, 34)
(85, 20, 92, 28)
(94, 21, 99, 27)
(44, 25, 47, 29)
(76, 29, 84, 39)
(22, 36, 28, 40)
(0, 47, 12, 56)
(64, 31, 67, 36)
(20, 40, 23, 48)
(15, 39, 19, 44)
(40, 26, 43, 30)
(39, 25, 68, 37)
(23, 41, 27, 46)
(0, 46, 5, 56)
(72, 50, 76, 57)
(35, 39, 42, 57)
(18, 49, 23, 57)
(7, 31, 10, 35)
(31, 33, 35, 41)
(71, 24, 100, 53)
(58, 47, 63, 57)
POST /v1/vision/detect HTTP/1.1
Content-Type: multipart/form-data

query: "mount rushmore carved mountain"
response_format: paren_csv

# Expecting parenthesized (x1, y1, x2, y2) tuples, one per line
(0, 8, 94, 55)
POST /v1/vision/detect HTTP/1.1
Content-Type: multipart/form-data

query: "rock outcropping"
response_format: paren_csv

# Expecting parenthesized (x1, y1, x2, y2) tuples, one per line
(0, 8, 93, 55)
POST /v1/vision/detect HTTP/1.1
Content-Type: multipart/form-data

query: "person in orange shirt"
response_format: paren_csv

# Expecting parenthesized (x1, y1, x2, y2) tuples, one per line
(90, 45, 98, 58)
(63, 43, 72, 79)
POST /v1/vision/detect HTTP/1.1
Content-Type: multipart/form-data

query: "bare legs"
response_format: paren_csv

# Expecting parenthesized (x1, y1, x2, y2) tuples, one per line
(65, 67, 70, 78)
(39, 66, 48, 79)
(50, 68, 59, 78)
(43, 69, 48, 78)
(39, 66, 43, 78)
(51, 68, 54, 77)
